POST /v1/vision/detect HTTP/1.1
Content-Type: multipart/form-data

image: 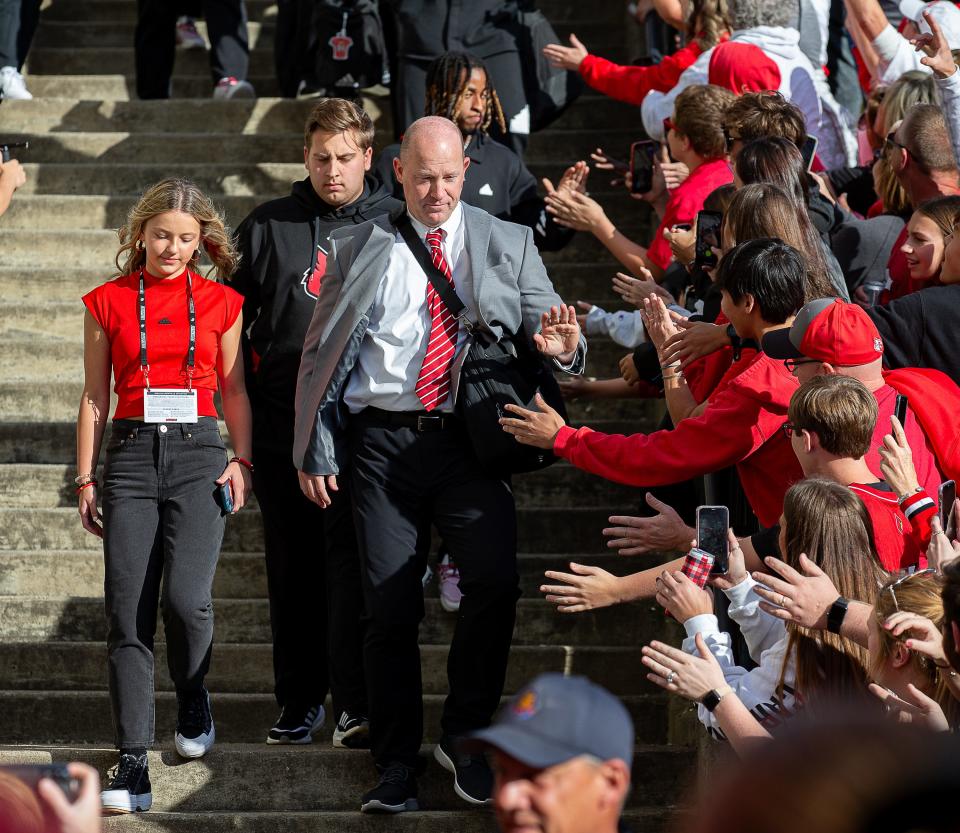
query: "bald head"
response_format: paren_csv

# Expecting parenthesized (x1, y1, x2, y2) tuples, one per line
(394, 116, 470, 228)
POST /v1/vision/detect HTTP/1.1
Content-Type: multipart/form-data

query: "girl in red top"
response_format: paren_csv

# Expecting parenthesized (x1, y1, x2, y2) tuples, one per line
(76, 179, 253, 814)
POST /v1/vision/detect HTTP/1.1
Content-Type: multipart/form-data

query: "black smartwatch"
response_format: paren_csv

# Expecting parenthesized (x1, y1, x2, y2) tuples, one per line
(700, 684, 733, 712)
(827, 596, 849, 634)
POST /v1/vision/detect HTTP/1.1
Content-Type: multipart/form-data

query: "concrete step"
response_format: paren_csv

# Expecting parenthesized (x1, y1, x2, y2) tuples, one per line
(36, 0, 628, 24)
(0, 374, 659, 424)
(0, 548, 659, 603)
(13, 161, 642, 202)
(0, 595, 674, 647)
(22, 74, 284, 99)
(32, 20, 622, 51)
(25, 45, 629, 77)
(0, 195, 263, 232)
(95, 809, 678, 833)
(0, 462, 640, 508)
(0, 744, 694, 812)
(0, 506, 631, 554)
(0, 641, 660, 698)
(0, 98, 323, 134)
(0, 690, 669, 747)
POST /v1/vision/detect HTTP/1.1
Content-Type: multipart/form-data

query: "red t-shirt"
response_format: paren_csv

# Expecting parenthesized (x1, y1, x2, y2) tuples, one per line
(647, 158, 734, 272)
(849, 482, 926, 571)
(83, 268, 243, 419)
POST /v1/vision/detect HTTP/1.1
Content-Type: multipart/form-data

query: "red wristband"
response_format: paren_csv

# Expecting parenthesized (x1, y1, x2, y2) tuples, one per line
(76, 480, 98, 494)
(230, 456, 254, 473)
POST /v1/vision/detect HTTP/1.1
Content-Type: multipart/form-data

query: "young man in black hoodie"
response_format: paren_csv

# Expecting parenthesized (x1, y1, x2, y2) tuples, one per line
(232, 98, 402, 748)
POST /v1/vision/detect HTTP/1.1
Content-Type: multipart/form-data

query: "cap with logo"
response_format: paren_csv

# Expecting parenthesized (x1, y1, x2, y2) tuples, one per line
(762, 298, 884, 366)
(462, 673, 634, 769)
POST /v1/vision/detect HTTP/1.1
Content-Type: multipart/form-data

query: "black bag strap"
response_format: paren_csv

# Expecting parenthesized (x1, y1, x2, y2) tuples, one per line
(394, 209, 470, 326)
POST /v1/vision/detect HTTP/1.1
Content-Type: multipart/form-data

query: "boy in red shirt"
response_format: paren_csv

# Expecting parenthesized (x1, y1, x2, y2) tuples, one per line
(501, 237, 806, 529)
(762, 297, 960, 494)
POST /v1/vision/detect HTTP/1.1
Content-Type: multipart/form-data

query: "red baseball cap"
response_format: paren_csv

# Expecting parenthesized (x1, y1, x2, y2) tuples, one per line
(762, 298, 884, 365)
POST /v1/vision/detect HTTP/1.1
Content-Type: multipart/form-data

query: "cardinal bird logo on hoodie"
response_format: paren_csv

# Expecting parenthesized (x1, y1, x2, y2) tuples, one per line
(302, 243, 328, 300)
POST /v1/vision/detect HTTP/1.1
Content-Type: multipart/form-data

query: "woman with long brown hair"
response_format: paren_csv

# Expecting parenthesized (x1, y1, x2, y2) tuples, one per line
(76, 178, 253, 813)
(651, 477, 888, 740)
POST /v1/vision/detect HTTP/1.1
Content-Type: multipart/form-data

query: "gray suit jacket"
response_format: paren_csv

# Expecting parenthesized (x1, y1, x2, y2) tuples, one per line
(293, 202, 586, 475)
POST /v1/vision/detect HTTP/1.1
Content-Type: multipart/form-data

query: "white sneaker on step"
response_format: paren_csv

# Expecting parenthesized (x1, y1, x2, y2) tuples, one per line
(0, 66, 32, 100)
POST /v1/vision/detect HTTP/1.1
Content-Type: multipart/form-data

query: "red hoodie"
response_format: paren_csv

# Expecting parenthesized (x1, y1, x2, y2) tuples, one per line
(579, 42, 706, 107)
(554, 352, 802, 527)
(849, 483, 931, 571)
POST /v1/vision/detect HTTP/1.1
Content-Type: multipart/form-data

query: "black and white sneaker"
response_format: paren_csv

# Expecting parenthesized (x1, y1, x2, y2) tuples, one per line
(174, 688, 215, 758)
(332, 710, 370, 749)
(360, 761, 419, 813)
(100, 753, 152, 814)
(266, 702, 325, 745)
(434, 734, 493, 805)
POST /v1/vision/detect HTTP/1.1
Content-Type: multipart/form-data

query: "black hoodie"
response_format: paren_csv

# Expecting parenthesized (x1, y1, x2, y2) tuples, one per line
(232, 174, 402, 452)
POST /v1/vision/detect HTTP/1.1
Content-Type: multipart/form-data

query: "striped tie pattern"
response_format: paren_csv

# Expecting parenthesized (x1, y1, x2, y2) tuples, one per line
(415, 228, 458, 411)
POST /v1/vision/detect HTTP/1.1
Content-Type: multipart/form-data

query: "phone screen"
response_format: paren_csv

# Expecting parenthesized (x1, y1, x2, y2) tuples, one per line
(630, 140, 657, 194)
(940, 480, 957, 539)
(0, 764, 79, 800)
(695, 211, 723, 268)
(698, 505, 730, 575)
(894, 394, 908, 426)
(801, 134, 818, 171)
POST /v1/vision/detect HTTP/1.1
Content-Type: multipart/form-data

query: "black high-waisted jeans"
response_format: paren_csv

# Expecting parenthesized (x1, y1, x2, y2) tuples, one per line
(101, 417, 227, 748)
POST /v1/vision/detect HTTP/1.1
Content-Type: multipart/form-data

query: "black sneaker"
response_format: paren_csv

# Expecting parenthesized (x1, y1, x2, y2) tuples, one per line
(434, 734, 493, 805)
(100, 753, 152, 814)
(266, 702, 325, 745)
(360, 761, 419, 813)
(332, 710, 370, 749)
(174, 688, 215, 758)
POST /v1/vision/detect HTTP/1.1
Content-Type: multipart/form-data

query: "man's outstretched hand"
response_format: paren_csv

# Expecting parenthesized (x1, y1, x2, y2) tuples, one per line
(500, 392, 567, 449)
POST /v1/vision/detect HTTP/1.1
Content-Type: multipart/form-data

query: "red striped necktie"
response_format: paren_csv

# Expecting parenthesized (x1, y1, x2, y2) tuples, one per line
(415, 228, 459, 411)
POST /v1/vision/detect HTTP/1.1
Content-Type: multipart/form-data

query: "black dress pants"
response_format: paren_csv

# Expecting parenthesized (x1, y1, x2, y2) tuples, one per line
(0, 0, 40, 70)
(349, 411, 520, 768)
(135, 0, 250, 99)
(253, 444, 367, 719)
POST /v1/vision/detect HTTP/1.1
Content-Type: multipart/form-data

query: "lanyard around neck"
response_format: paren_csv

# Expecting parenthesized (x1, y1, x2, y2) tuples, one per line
(138, 269, 196, 390)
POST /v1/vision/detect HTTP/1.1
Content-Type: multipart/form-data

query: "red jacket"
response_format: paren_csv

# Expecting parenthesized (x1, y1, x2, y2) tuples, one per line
(579, 42, 705, 107)
(554, 352, 802, 527)
(849, 483, 929, 571)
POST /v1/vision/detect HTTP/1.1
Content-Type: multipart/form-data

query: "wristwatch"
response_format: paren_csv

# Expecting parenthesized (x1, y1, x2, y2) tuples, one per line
(827, 596, 849, 634)
(700, 684, 733, 712)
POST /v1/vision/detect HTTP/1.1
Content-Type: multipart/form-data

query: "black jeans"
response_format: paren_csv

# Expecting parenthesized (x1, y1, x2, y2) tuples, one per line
(253, 443, 367, 718)
(0, 0, 40, 69)
(349, 411, 520, 768)
(101, 418, 227, 748)
(134, 0, 250, 98)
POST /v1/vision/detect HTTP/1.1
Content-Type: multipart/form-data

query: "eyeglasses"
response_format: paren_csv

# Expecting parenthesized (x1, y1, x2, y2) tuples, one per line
(783, 358, 819, 372)
(781, 422, 802, 439)
(724, 129, 740, 152)
(885, 567, 937, 611)
(884, 130, 910, 157)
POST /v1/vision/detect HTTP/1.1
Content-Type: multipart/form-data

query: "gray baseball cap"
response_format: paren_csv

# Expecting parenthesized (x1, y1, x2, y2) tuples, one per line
(463, 673, 635, 768)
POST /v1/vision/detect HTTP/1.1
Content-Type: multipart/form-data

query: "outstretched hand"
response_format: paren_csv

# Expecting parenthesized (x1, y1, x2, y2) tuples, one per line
(603, 492, 694, 556)
(541, 562, 623, 613)
(500, 392, 567, 449)
(542, 33, 589, 71)
(533, 304, 581, 357)
(751, 553, 839, 629)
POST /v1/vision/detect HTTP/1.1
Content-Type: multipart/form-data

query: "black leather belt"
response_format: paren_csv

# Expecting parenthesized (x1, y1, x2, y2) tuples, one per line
(360, 407, 459, 432)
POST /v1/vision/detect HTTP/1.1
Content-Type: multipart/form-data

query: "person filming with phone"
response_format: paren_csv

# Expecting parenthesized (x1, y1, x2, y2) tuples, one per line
(76, 178, 253, 813)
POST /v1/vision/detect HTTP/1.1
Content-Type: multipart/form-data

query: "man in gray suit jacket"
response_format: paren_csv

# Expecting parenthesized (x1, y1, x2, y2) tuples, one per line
(293, 116, 585, 814)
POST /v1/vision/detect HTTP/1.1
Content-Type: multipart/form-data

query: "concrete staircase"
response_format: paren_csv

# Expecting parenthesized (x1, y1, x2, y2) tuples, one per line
(0, 0, 696, 829)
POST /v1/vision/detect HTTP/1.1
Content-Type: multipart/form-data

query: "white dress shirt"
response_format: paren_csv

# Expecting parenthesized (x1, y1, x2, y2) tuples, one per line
(344, 202, 475, 414)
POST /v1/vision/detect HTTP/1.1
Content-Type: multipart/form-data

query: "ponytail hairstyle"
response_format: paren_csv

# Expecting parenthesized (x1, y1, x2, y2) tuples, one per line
(689, 0, 732, 48)
(115, 178, 239, 281)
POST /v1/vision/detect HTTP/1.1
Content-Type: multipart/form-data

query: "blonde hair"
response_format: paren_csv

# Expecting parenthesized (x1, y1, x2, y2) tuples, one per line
(872, 570, 960, 726)
(115, 179, 239, 281)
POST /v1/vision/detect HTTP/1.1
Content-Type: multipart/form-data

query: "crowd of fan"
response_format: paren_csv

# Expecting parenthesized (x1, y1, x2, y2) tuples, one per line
(7, 0, 960, 829)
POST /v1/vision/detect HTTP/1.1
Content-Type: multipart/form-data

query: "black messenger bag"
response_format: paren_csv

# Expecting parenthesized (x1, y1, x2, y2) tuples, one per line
(395, 214, 567, 476)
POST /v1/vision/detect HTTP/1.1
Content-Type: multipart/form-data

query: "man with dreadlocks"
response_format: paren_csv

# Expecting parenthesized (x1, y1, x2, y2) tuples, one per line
(375, 51, 586, 255)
